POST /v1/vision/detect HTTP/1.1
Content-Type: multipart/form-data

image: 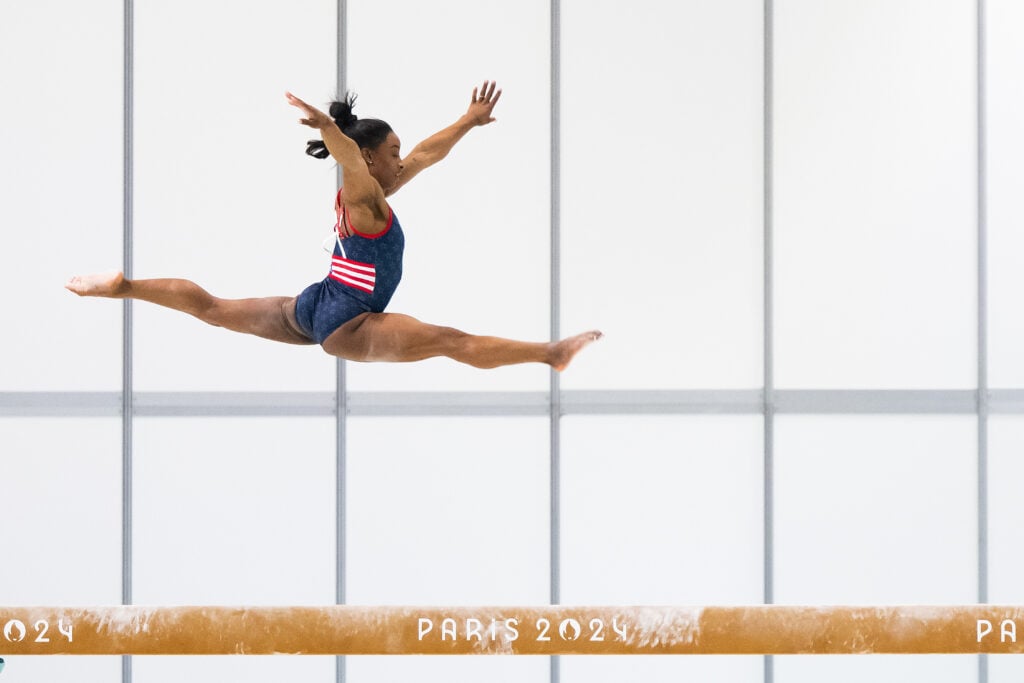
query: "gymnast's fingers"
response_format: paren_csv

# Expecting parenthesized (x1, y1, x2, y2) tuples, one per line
(286, 92, 315, 114)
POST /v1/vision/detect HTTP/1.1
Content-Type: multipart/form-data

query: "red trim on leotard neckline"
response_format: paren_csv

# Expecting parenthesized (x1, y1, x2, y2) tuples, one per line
(336, 204, 356, 238)
(335, 188, 394, 240)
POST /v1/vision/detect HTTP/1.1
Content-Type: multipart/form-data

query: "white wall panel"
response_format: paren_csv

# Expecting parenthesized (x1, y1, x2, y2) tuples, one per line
(774, 415, 976, 683)
(561, 416, 763, 603)
(132, 658, 334, 683)
(774, 0, 976, 389)
(347, 658, 547, 683)
(776, 415, 976, 602)
(565, 658, 761, 683)
(0, 0, 122, 390)
(561, 0, 764, 390)
(0, 418, 121, 601)
(133, 0, 337, 391)
(989, 417, 1024, 601)
(0, 657, 121, 683)
(345, 0, 551, 392)
(775, 656, 975, 683)
(132, 418, 335, 604)
(561, 415, 763, 683)
(346, 417, 549, 603)
(987, 0, 1024, 388)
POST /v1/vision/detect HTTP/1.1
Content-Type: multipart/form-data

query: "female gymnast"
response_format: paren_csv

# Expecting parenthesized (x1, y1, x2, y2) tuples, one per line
(66, 82, 601, 371)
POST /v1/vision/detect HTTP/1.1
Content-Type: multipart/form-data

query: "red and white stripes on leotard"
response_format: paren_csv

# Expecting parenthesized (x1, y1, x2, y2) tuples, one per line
(328, 188, 393, 294)
(327, 200, 376, 290)
(329, 255, 376, 293)
(329, 192, 377, 292)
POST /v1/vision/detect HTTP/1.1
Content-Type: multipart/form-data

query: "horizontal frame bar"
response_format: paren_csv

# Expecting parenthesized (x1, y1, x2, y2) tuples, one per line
(0, 392, 123, 416)
(773, 390, 978, 414)
(563, 390, 763, 414)
(5, 390, 1024, 417)
(2, 605, 1022, 655)
(136, 392, 336, 417)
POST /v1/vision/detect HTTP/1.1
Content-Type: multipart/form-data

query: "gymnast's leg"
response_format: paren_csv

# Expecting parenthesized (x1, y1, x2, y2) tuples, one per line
(323, 311, 601, 371)
(65, 270, 313, 345)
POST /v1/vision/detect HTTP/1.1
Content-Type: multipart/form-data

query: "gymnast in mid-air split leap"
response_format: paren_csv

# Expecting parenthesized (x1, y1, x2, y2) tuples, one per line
(67, 81, 601, 370)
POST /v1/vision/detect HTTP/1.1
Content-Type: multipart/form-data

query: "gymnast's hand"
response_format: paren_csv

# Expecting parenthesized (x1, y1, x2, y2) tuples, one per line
(286, 92, 334, 130)
(466, 80, 502, 126)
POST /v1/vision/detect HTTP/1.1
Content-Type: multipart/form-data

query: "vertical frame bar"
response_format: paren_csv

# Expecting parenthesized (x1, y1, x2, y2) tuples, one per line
(336, 5, 348, 683)
(976, 1, 989, 682)
(763, 1, 774, 682)
(122, 0, 134, 681)
(549, 2, 562, 683)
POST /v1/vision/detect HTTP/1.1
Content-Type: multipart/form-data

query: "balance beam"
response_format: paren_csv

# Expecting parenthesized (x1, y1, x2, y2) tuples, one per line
(2, 605, 1022, 655)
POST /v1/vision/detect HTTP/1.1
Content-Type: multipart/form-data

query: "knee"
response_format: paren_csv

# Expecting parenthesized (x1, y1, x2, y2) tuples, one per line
(199, 298, 226, 328)
(413, 325, 468, 361)
(437, 326, 469, 351)
(441, 328, 502, 369)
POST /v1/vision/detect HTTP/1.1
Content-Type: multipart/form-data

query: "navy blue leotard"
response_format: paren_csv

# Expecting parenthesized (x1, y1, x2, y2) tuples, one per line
(295, 190, 405, 344)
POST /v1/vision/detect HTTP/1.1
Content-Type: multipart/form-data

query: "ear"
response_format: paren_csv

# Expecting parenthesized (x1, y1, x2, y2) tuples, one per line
(361, 147, 373, 165)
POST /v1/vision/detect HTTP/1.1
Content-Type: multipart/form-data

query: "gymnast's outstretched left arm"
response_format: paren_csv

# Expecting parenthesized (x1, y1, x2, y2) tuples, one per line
(387, 80, 502, 196)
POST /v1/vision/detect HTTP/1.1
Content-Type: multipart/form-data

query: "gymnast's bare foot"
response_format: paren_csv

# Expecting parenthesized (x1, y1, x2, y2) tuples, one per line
(549, 330, 603, 372)
(65, 271, 126, 297)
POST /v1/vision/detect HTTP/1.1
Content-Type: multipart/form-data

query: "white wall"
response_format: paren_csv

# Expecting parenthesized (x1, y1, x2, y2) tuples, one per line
(2, 1, 1021, 683)
(774, 0, 976, 389)
(987, 0, 1024, 388)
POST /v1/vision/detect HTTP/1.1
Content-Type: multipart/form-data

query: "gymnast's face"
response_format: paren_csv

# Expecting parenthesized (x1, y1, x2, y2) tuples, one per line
(366, 132, 404, 191)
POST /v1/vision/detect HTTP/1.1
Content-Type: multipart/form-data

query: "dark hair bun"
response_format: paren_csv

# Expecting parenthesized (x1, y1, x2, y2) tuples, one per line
(329, 92, 359, 131)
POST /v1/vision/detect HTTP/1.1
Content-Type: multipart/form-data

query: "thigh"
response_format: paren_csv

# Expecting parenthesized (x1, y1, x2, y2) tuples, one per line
(212, 296, 315, 345)
(321, 312, 456, 362)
